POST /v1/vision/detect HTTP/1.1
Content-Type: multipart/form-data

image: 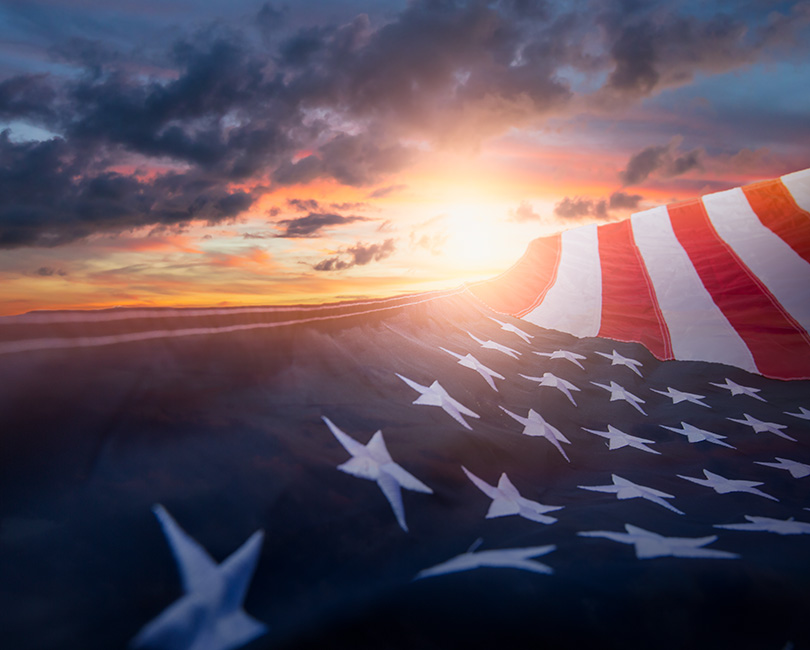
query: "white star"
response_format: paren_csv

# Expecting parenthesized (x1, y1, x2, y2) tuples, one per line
(415, 539, 555, 579)
(715, 515, 810, 536)
(440, 347, 505, 392)
(488, 316, 534, 343)
(130, 505, 267, 650)
(785, 406, 810, 420)
(519, 372, 581, 406)
(468, 332, 521, 358)
(727, 413, 795, 441)
(396, 373, 480, 430)
(582, 425, 659, 454)
(462, 466, 563, 524)
(709, 378, 766, 402)
(578, 524, 738, 559)
(660, 422, 735, 449)
(678, 469, 778, 501)
(323, 417, 433, 532)
(754, 457, 810, 479)
(591, 381, 647, 415)
(595, 350, 643, 376)
(578, 474, 683, 514)
(534, 349, 586, 369)
(651, 387, 710, 408)
(500, 406, 571, 462)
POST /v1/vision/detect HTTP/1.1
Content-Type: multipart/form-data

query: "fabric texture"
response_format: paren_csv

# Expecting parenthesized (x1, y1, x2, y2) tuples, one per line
(1, 171, 809, 650)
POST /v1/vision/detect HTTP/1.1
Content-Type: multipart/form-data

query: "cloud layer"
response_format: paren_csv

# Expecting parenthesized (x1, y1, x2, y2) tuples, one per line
(554, 191, 644, 220)
(0, 0, 808, 247)
(314, 238, 396, 271)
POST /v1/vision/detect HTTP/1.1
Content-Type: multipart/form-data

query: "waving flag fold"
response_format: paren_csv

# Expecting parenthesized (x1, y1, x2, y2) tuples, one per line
(470, 168, 810, 379)
(0, 170, 809, 650)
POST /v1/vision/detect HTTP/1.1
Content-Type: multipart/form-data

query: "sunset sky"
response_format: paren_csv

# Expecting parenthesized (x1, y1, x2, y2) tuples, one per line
(1, 0, 808, 315)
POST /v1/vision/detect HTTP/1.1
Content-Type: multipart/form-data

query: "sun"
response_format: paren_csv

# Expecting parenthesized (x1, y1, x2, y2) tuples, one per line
(441, 202, 518, 274)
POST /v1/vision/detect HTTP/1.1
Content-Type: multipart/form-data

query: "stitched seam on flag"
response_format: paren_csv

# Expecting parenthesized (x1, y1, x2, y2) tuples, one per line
(0, 287, 469, 356)
(699, 198, 810, 346)
(515, 240, 563, 319)
(0, 287, 461, 326)
(628, 220, 674, 360)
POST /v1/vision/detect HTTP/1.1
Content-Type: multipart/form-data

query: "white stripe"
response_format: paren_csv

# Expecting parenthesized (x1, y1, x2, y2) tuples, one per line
(781, 168, 810, 213)
(522, 223, 601, 338)
(703, 187, 810, 332)
(630, 206, 757, 372)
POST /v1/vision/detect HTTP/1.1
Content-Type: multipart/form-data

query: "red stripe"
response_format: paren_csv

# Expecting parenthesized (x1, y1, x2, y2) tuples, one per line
(596, 220, 672, 360)
(668, 199, 810, 379)
(468, 233, 561, 316)
(742, 179, 810, 264)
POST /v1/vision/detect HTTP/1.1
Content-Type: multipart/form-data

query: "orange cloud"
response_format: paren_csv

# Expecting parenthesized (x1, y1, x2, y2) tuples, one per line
(206, 247, 276, 271)
(87, 232, 204, 255)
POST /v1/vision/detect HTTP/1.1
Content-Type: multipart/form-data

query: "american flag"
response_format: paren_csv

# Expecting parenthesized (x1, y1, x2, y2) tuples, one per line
(1, 170, 809, 650)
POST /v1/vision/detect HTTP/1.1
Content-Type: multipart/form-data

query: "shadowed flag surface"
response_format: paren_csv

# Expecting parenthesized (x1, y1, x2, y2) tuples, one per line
(1, 171, 810, 650)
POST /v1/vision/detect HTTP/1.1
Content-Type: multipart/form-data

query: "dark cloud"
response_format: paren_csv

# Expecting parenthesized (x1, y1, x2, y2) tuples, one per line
(273, 198, 377, 237)
(608, 191, 643, 210)
(499, 0, 550, 19)
(555, 196, 599, 220)
(313, 238, 396, 271)
(554, 188, 647, 220)
(0, 0, 806, 246)
(49, 37, 121, 79)
(348, 237, 396, 265)
(367, 184, 408, 199)
(274, 212, 369, 238)
(0, 131, 256, 248)
(595, 8, 766, 106)
(590, 2, 810, 109)
(330, 201, 373, 211)
(620, 139, 703, 186)
(279, 25, 333, 66)
(272, 134, 414, 187)
(0, 74, 58, 123)
(554, 196, 612, 220)
(34, 266, 67, 277)
(621, 145, 667, 185)
(255, 3, 288, 34)
(287, 198, 323, 213)
(214, 191, 254, 216)
(60, 34, 290, 177)
(242, 232, 272, 239)
(508, 200, 542, 222)
(312, 257, 343, 271)
(272, 155, 324, 187)
(321, 0, 577, 145)
(746, 1, 810, 59)
(284, 197, 373, 214)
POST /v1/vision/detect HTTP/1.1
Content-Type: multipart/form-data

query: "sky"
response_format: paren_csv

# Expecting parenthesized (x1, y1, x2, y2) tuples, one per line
(0, 0, 808, 316)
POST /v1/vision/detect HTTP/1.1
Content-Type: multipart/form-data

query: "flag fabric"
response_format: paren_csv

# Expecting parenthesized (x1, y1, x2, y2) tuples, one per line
(470, 168, 810, 380)
(1, 171, 809, 650)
